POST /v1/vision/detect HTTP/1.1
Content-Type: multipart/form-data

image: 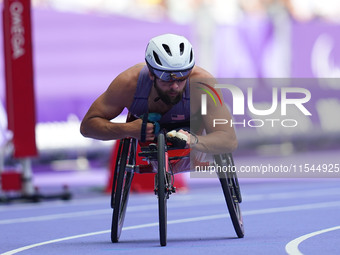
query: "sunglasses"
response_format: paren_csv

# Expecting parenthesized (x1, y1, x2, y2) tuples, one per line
(152, 68, 192, 82)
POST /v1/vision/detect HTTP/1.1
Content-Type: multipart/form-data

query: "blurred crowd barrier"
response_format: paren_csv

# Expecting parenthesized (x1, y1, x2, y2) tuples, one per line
(15, 0, 340, 24)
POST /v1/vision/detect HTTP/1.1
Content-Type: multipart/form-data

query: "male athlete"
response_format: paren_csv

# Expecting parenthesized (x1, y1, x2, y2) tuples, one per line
(80, 34, 237, 156)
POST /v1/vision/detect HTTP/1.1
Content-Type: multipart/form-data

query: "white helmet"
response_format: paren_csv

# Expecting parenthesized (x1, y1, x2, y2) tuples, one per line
(145, 34, 195, 81)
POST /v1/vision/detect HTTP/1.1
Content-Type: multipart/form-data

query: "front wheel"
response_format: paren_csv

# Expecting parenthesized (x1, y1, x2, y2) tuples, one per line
(157, 133, 168, 246)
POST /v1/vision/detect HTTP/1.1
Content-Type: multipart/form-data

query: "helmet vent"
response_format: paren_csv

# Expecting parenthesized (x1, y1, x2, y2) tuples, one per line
(190, 49, 193, 62)
(179, 43, 184, 55)
(162, 44, 172, 56)
(153, 51, 162, 66)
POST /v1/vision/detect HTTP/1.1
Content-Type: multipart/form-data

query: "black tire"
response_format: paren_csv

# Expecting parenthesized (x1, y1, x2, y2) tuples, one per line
(110, 140, 123, 209)
(214, 153, 244, 238)
(111, 138, 136, 243)
(157, 133, 167, 246)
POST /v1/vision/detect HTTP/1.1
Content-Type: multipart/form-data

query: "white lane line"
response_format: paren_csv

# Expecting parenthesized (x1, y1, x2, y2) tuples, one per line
(245, 188, 340, 202)
(3, 187, 340, 225)
(0, 199, 215, 225)
(0, 197, 110, 212)
(2, 200, 340, 255)
(285, 225, 340, 255)
(243, 201, 340, 216)
(0, 209, 111, 224)
(2, 187, 340, 213)
(0, 230, 110, 255)
(0, 201, 199, 225)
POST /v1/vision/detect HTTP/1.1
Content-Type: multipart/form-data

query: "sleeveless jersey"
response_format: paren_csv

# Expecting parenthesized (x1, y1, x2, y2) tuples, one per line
(128, 66, 190, 125)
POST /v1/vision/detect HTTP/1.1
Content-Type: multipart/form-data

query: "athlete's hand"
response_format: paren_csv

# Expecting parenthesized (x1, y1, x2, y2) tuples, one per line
(145, 122, 155, 141)
(166, 129, 195, 148)
(130, 118, 155, 141)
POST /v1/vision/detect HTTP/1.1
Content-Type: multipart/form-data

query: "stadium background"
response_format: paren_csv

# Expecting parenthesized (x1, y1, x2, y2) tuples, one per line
(0, 0, 340, 190)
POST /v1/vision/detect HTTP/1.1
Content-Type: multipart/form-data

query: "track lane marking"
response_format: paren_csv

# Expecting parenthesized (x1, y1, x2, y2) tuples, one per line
(0, 209, 111, 224)
(2, 187, 340, 213)
(0, 197, 110, 212)
(2, 200, 340, 255)
(3, 188, 340, 225)
(285, 225, 340, 255)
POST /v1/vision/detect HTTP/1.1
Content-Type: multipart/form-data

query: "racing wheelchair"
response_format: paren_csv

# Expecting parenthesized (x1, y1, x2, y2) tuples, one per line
(110, 114, 244, 246)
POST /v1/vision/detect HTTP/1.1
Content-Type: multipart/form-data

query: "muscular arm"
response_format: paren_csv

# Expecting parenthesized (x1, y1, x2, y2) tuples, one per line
(190, 68, 238, 154)
(80, 64, 155, 141)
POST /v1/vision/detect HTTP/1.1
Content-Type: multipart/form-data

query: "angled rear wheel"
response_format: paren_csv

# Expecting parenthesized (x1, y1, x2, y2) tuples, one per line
(111, 138, 136, 243)
(215, 153, 244, 238)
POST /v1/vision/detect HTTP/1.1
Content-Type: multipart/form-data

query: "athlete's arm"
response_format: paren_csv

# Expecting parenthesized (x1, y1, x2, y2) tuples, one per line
(80, 64, 155, 141)
(189, 68, 238, 154)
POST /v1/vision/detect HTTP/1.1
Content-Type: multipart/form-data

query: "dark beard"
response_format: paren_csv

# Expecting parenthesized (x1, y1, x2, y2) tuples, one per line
(154, 81, 185, 105)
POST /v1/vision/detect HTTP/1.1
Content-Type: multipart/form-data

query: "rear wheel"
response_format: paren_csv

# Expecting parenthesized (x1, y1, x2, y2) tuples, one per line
(157, 133, 168, 246)
(111, 138, 136, 243)
(214, 153, 244, 238)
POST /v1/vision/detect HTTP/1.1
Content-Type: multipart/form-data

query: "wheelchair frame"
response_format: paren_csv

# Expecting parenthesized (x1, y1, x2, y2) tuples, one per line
(110, 129, 244, 246)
